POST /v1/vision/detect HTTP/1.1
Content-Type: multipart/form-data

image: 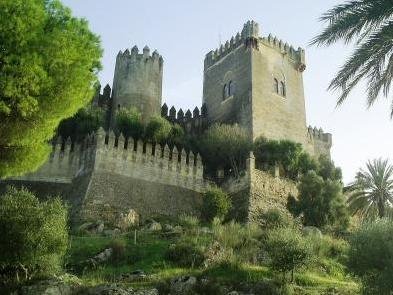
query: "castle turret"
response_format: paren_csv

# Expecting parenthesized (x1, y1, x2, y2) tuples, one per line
(110, 45, 163, 127)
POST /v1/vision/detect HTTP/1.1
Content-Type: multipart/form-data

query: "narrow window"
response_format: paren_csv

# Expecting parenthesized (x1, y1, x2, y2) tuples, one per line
(274, 78, 279, 94)
(223, 84, 227, 100)
(280, 81, 286, 97)
(228, 81, 234, 96)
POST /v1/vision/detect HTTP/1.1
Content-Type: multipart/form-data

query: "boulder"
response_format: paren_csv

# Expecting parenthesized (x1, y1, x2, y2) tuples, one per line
(146, 221, 162, 232)
(18, 279, 77, 295)
(85, 284, 134, 295)
(115, 209, 139, 232)
(302, 226, 322, 238)
(118, 270, 148, 282)
(170, 276, 197, 294)
(163, 224, 174, 232)
(78, 221, 105, 235)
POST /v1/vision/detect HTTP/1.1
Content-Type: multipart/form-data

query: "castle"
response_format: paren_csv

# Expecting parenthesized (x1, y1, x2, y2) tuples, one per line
(1, 21, 332, 223)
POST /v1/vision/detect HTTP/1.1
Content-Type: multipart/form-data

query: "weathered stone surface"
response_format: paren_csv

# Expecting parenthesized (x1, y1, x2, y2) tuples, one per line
(302, 226, 322, 238)
(18, 279, 77, 295)
(146, 221, 162, 232)
(170, 276, 197, 295)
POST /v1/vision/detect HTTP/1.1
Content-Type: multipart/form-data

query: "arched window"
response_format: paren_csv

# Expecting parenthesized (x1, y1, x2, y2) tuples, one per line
(223, 84, 228, 100)
(274, 78, 279, 94)
(228, 81, 234, 96)
(280, 81, 286, 97)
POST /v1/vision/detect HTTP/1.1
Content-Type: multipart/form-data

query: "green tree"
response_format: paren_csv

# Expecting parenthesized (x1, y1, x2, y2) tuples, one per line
(348, 219, 393, 294)
(145, 115, 172, 144)
(288, 171, 349, 229)
(266, 227, 313, 283)
(116, 107, 144, 139)
(0, 0, 102, 178)
(199, 124, 252, 176)
(202, 186, 232, 222)
(317, 155, 342, 182)
(311, 0, 393, 115)
(168, 123, 185, 147)
(346, 158, 393, 219)
(57, 107, 104, 141)
(0, 187, 68, 282)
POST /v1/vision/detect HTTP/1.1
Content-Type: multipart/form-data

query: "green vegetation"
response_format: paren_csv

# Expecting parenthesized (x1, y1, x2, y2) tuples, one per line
(57, 107, 104, 141)
(0, 0, 102, 178)
(312, 0, 393, 116)
(288, 171, 349, 230)
(202, 187, 232, 222)
(145, 115, 172, 144)
(0, 187, 68, 283)
(346, 158, 393, 220)
(265, 227, 313, 283)
(199, 124, 252, 176)
(348, 219, 393, 294)
(116, 107, 144, 140)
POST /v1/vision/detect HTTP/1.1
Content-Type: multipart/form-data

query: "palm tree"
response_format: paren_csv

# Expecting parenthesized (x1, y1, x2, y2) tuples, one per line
(346, 158, 393, 219)
(311, 0, 393, 116)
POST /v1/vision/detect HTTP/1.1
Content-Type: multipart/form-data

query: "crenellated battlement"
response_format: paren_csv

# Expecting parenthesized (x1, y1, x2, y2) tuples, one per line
(204, 20, 306, 71)
(307, 126, 332, 145)
(161, 103, 208, 135)
(94, 128, 207, 192)
(116, 45, 163, 68)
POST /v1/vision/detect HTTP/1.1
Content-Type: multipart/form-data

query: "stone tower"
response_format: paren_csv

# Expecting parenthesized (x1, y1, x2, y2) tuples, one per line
(203, 21, 309, 147)
(110, 45, 163, 127)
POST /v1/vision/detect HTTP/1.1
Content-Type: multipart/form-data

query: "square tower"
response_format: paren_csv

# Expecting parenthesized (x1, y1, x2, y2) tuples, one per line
(203, 21, 309, 148)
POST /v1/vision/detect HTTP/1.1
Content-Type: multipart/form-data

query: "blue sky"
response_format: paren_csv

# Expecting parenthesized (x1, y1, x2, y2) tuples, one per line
(62, 0, 393, 184)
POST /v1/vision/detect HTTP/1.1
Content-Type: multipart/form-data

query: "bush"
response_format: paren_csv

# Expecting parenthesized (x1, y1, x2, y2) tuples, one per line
(179, 214, 200, 230)
(0, 187, 68, 282)
(258, 209, 294, 230)
(166, 240, 205, 268)
(266, 227, 313, 283)
(202, 187, 232, 222)
(348, 219, 393, 294)
(108, 239, 127, 264)
(145, 115, 172, 144)
(209, 221, 262, 265)
(116, 107, 143, 139)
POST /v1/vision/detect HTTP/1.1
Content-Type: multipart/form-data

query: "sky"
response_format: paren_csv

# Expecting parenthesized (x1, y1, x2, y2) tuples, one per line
(62, 0, 393, 184)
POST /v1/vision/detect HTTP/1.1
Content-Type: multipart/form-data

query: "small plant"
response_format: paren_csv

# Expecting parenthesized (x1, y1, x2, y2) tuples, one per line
(179, 214, 200, 229)
(166, 239, 205, 268)
(202, 187, 232, 222)
(266, 227, 313, 283)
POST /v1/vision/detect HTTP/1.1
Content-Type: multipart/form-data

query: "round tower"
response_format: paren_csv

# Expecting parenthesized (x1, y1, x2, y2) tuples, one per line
(110, 45, 163, 127)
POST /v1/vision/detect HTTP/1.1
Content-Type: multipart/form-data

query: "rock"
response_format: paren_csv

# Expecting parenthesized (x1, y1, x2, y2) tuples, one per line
(170, 276, 197, 294)
(78, 222, 93, 233)
(146, 221, 162, 231)
(118, 270, 148, 282)
(84, 248, 113, 269)
(115, 209, 139, 231)
(302, 226, 322, 238)
(85, 284, 134, 295)
(133, 289, 158, 295)
(18, 279, 77, 295)
(163, 224, 174, 231)
(96, 222, 105, 233)
(78, 221, 105, 234)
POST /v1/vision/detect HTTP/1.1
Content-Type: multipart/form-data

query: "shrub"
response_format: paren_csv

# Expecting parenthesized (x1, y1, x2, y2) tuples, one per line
(199, 124, 252, 176)
(179, 214, 200, 230)
(266, 227, 313, 283)
(108, 239, 127, 264)
(202, 187, 232, 222)
(348, 219, 393, 294)
(258, 209, 294, 230)
(145, 115, 172, 143)
(166, 240, 205, 268)
(116, 107, 143, 139)
(0, 187, 68, 282)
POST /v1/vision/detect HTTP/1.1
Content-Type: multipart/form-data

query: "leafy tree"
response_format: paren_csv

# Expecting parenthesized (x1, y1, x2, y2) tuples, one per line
(297, 152, 318, 176)
(317, 155, 342, 182)
(348, 219, 393, 294)
(266, 227, 313, 282)
(288, 171, 349, 229)
(116, 107, 144, 139)
(346, 158, 393, 219)
(145, 115, 172, 144)
(202, 186, 232, 222)
(57, 107, 104, 141)
(0, 0, 102, 178)
(0, 187, 68, 282)
(168, 123, 185, 147)
(199, 124, 252, 176)
(311, 0, 393, 116)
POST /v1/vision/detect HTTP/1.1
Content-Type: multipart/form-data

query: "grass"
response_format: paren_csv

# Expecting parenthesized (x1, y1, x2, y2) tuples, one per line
(65, 228, 360, 294)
